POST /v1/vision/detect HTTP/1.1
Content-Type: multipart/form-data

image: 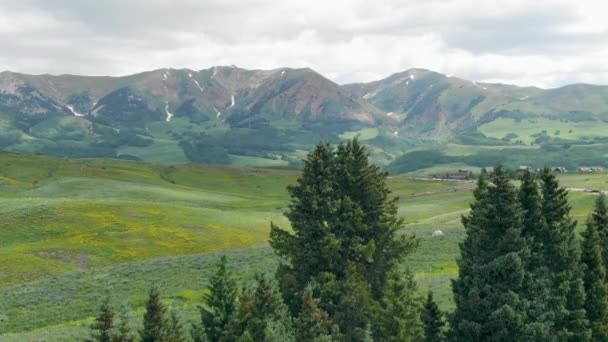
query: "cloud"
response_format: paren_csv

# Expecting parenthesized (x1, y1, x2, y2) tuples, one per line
(0, 0, 607, 87)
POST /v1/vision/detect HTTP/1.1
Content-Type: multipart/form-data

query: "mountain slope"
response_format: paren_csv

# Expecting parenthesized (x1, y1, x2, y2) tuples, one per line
(2, 66, 608, 170)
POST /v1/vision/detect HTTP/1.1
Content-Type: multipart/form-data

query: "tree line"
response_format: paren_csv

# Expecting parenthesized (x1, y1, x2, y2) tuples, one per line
(88, 139, 608, 341)
(451, 166, 608, 341)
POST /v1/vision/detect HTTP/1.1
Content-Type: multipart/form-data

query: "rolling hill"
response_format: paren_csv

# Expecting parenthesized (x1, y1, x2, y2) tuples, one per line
(2, 67, 608, 172)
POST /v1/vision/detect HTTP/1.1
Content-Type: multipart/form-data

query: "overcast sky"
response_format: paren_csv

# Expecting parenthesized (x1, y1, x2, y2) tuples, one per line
(1, 0, 607, 87)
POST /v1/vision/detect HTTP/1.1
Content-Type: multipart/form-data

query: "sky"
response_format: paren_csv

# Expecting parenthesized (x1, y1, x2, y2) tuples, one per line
(1, 0, 607, 88)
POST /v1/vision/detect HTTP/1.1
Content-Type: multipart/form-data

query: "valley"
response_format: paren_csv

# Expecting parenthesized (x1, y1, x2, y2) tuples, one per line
(0, 152, 605, 340)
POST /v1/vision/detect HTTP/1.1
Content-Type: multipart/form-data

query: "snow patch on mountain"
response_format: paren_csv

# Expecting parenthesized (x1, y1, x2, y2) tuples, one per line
(228, 95, 235, 108)
(191, 79, 205, 93)
(363, 91, 377, 99)
(66, 105, 85, 117)
(386, 112, 393, 116)
(165, 102, 174, 122)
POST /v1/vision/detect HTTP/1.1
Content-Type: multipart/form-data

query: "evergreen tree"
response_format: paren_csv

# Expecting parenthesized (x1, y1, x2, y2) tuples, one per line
(140, 286, 168, 342)
(581, 218, 608, 341)
(199, 255, 237, 342)
(450, 166, 536, 340)
(517, 170, 555, 334)
(89, 299, 116, 342)
(113, 310, 135, 342)
(372, 270, 423, 342)
(294, 290, 332, 342)
(591, 195, 608, 268)
(165, 310, 184, 342)
(540, 168, 590, 340)
(270, 140, 418, 337)
(422, 291, 445, 342)
(225, 276, 293, 341)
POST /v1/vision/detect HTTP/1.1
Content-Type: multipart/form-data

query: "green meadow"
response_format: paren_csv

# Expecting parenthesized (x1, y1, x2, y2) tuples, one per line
(0, 152, 606, 340)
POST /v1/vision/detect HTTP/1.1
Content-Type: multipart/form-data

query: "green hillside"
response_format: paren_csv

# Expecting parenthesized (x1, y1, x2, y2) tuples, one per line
(0, 152, 605, 340)
(3, 67, 608, 173)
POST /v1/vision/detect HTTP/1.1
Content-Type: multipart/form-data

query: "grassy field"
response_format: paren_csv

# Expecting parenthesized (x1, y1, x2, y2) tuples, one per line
(0, 152, 606, 340)
(479, 117, 608, 144)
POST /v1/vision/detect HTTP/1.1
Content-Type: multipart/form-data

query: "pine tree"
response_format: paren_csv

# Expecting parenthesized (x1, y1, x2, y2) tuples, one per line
(270, 139, 418, 337)
(89, 299, 115, 342)
(422, 291, 445, 342)
(372, 270, 423, 342)
(225, 276, 293, 341)
(294, 290, 332, 342)
(540, 167, 590, 340)
(581, 217, 608, 341)
(199, 255, 237, 342)
(450, 165, 535, 340)
(140, 286, 168, 342)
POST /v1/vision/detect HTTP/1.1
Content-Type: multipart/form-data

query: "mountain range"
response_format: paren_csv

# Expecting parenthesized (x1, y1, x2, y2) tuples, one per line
(1, 66, 608, 172)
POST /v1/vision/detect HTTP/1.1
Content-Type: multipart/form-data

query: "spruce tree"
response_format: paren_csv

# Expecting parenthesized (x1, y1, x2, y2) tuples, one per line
(517, 170, 554, 333)
(270, 139, 418, 337)
(372, 270, 423, 342)
(422, 291, 445, 342)
(450, 166, 535, 340)
(114, 310, 135, 342)
(540, 168, 590, 340)
(581, 217, 608, 341)
(89, 299, 115, 342)
(591, 195, 608, 268)
(140, 286, 168, 342)
(199, 255, 237, 342)
(294, 290, 332, 342)
(225, 276, 293, 341)
(164, 310, 184, 342)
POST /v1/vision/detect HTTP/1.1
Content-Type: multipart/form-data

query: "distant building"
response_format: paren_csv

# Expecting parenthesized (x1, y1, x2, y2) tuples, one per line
(577, 167, 605, 173)
(552, 167, 567, 173)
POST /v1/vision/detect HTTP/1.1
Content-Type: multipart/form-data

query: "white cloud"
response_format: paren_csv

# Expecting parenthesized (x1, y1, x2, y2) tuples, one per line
(0, 0, 607, 87)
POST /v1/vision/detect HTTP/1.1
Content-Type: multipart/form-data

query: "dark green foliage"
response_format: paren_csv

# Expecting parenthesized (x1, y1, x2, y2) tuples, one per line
(140, 286, 168, 342)
(179, 134, 231, 164)
(225, 276, 293, 341)
(199, 255, 237, 342)
(94, 87, 163, 125)
(372, 270, 423, 342)
(540, 168, 590, 340)
(581, 218, 608, 341)
(450, 166, 542, 340)
(422, 291, 445, 342)
(89, 299, 115, 342)
(591, 195, 608, 268)
(517, 170, 555, 333)
(294, 290, 333, 342)
(316, 267, 373, 341)
(165, 310, 185, 342)
(113, 310, 135, 342)
(388, 150, 454, 174)
(270, 139, 418, 338)
(89, 301, 134, 342)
